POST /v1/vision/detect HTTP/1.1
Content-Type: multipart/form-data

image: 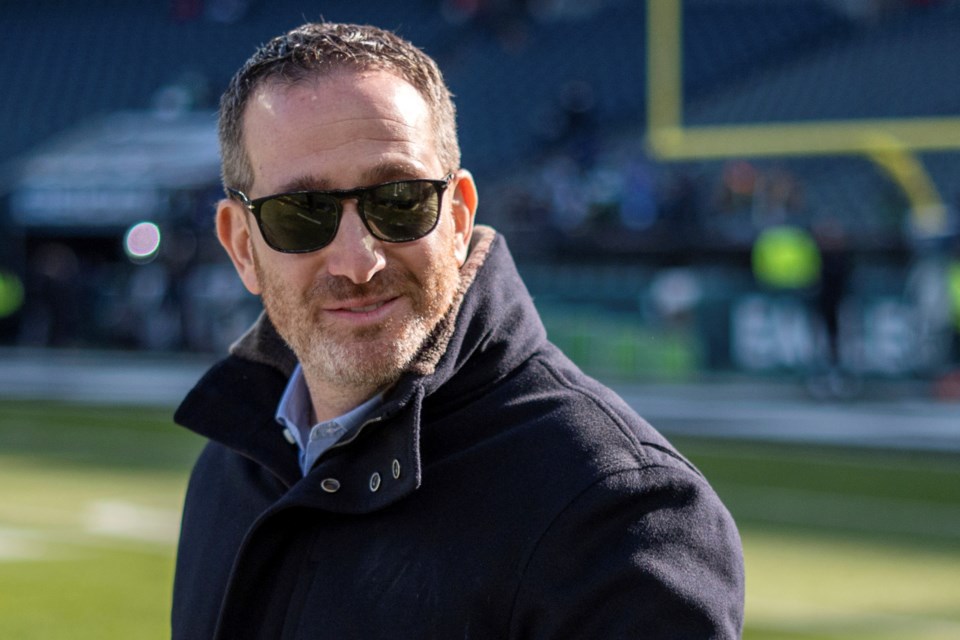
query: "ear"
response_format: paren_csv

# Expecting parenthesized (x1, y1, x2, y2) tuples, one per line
(450, 169, 478, 266)
(216, 198, 262, 295)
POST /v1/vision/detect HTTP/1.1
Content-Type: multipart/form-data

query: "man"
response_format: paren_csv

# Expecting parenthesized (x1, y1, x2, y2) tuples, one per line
(173, 22, 744, 639)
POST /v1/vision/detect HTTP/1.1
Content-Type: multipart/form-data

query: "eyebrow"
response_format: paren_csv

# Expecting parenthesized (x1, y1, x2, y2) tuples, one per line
(272, 162, 428, 195)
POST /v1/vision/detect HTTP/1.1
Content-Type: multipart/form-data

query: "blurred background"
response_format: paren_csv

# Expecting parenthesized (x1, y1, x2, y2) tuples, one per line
(1, 0, 960, 390)
(1, 1, 959, 639)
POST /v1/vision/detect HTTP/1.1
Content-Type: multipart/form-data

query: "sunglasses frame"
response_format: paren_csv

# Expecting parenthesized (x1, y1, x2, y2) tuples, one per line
(227, 173, 455, 254)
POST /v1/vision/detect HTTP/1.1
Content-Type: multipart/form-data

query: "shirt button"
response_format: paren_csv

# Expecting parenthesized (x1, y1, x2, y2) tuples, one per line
(369, 472, 381, 492)
(392, 459, 401, 479)
(320, 478, 341, 493)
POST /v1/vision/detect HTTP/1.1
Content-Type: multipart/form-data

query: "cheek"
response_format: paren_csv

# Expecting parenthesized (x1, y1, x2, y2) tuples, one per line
(426, 216, 463, 263)
(255, 251, 319, 303)
(273, 253, 318, 285)
(396, 240, 453, 288)
(380, 243, 454, 315)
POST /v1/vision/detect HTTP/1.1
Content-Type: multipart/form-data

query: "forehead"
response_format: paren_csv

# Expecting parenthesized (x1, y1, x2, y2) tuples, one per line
(242, 70, 441, 193)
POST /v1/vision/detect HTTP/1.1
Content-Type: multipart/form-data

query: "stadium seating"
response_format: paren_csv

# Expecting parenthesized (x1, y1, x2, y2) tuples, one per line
(3, 0, 960, 354)
(1, 0, 857, 174)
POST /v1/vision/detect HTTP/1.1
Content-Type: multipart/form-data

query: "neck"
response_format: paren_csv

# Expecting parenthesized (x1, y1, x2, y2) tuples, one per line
(300, 367, 389, 423)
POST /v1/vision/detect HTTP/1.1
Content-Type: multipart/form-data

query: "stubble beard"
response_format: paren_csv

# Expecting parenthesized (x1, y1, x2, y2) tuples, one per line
(255, 249, 461, 395)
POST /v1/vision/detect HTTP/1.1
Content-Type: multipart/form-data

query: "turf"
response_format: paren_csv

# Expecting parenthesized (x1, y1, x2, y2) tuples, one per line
(673, 436, 960, 640)
(1, 400, 958, 639)
(0, 400, 200, 639)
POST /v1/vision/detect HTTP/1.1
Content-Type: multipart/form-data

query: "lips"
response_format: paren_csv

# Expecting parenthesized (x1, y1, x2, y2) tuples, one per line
(312, 269, 414, 326)
(330, 296, 396, 313)
(347, 301, 388, 313)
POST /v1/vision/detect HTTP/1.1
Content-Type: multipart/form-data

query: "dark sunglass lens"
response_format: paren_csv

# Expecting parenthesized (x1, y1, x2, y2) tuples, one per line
(258, 193, 339, 251)
(363, 181, 440, 242)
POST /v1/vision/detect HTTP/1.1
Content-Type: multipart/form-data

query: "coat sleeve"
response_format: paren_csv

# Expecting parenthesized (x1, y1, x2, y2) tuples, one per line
(509, 463, 744, 639)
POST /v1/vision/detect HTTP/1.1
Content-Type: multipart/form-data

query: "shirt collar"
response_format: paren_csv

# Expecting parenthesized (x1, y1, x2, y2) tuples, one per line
(276, 364, 384, 474)
(275, 363, 312, 442)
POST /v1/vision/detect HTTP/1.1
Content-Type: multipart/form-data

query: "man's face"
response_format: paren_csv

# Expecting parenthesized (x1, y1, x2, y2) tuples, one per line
(218, 70, 475, 400)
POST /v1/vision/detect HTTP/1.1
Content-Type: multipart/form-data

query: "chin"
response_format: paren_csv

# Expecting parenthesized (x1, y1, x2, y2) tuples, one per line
(300, 324, 424, 391)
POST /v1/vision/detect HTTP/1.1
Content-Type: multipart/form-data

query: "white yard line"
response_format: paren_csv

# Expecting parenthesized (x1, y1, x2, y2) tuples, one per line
(0, 499, 181, 562)
(0, 527, 52, 561)
(82, 499, 181, 544)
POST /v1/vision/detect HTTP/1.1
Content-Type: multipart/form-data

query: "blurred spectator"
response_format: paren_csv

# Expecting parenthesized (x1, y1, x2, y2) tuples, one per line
(20, 243, 82, 347)
(619, 155, 659, 231)
(556, 80, 599, 168)
(712, 160, 760, 244)
(659, 169, 702, 246)
(749, 224, 827, 385)
(0, 270, 25, 342)
(755, 165, 805, 226)
(812, 216, 853, 376)
(932, 238, 960, 399)
(948, 259, 960, 360)
(716, 160, 759, 217)
(536, 154, 588, 232)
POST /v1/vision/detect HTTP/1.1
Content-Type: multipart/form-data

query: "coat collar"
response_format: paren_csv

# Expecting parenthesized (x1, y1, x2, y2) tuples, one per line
(175, 225, 547, 512)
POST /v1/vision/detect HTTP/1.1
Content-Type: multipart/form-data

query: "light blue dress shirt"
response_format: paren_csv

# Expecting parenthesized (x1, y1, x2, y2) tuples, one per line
(275, 364, 383, 476)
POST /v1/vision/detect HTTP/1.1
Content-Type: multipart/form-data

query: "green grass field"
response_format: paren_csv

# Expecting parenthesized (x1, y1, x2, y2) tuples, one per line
(1, 399, 958, 639)
(674, 437, 960, 640)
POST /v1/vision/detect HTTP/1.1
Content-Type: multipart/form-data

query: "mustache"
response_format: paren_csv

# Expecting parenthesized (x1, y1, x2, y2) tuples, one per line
(307, 266, 418, 302)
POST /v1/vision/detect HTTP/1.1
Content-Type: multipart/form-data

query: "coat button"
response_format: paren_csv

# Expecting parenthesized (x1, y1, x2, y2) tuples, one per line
(369, 472, 381, 492)
(320, 478, 341, 493)
(392, 459, 401, 479)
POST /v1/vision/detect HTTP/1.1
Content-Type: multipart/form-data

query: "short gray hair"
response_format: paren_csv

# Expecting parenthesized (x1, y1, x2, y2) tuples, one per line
(219, 22, 460, 192)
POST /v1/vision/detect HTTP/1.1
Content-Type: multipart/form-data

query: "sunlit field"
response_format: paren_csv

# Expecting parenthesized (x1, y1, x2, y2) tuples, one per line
(675, 437, 960, 640)
(0, 401, 200, 639)
(1, 400, 958, 639)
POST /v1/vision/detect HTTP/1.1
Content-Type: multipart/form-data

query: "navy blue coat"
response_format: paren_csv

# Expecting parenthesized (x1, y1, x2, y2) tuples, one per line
(172, 227, 744, 639)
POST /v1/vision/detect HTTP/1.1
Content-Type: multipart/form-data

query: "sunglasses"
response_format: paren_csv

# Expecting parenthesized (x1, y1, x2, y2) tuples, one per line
(227, 174, 454, 253)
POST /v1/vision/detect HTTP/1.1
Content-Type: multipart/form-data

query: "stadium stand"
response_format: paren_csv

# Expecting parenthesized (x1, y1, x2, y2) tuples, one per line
(1, 0, 958, 373)
(1, 0, 857, 175)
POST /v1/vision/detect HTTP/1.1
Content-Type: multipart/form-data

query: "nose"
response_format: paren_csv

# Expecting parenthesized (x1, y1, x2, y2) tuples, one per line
(323, 201, 386, 283)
